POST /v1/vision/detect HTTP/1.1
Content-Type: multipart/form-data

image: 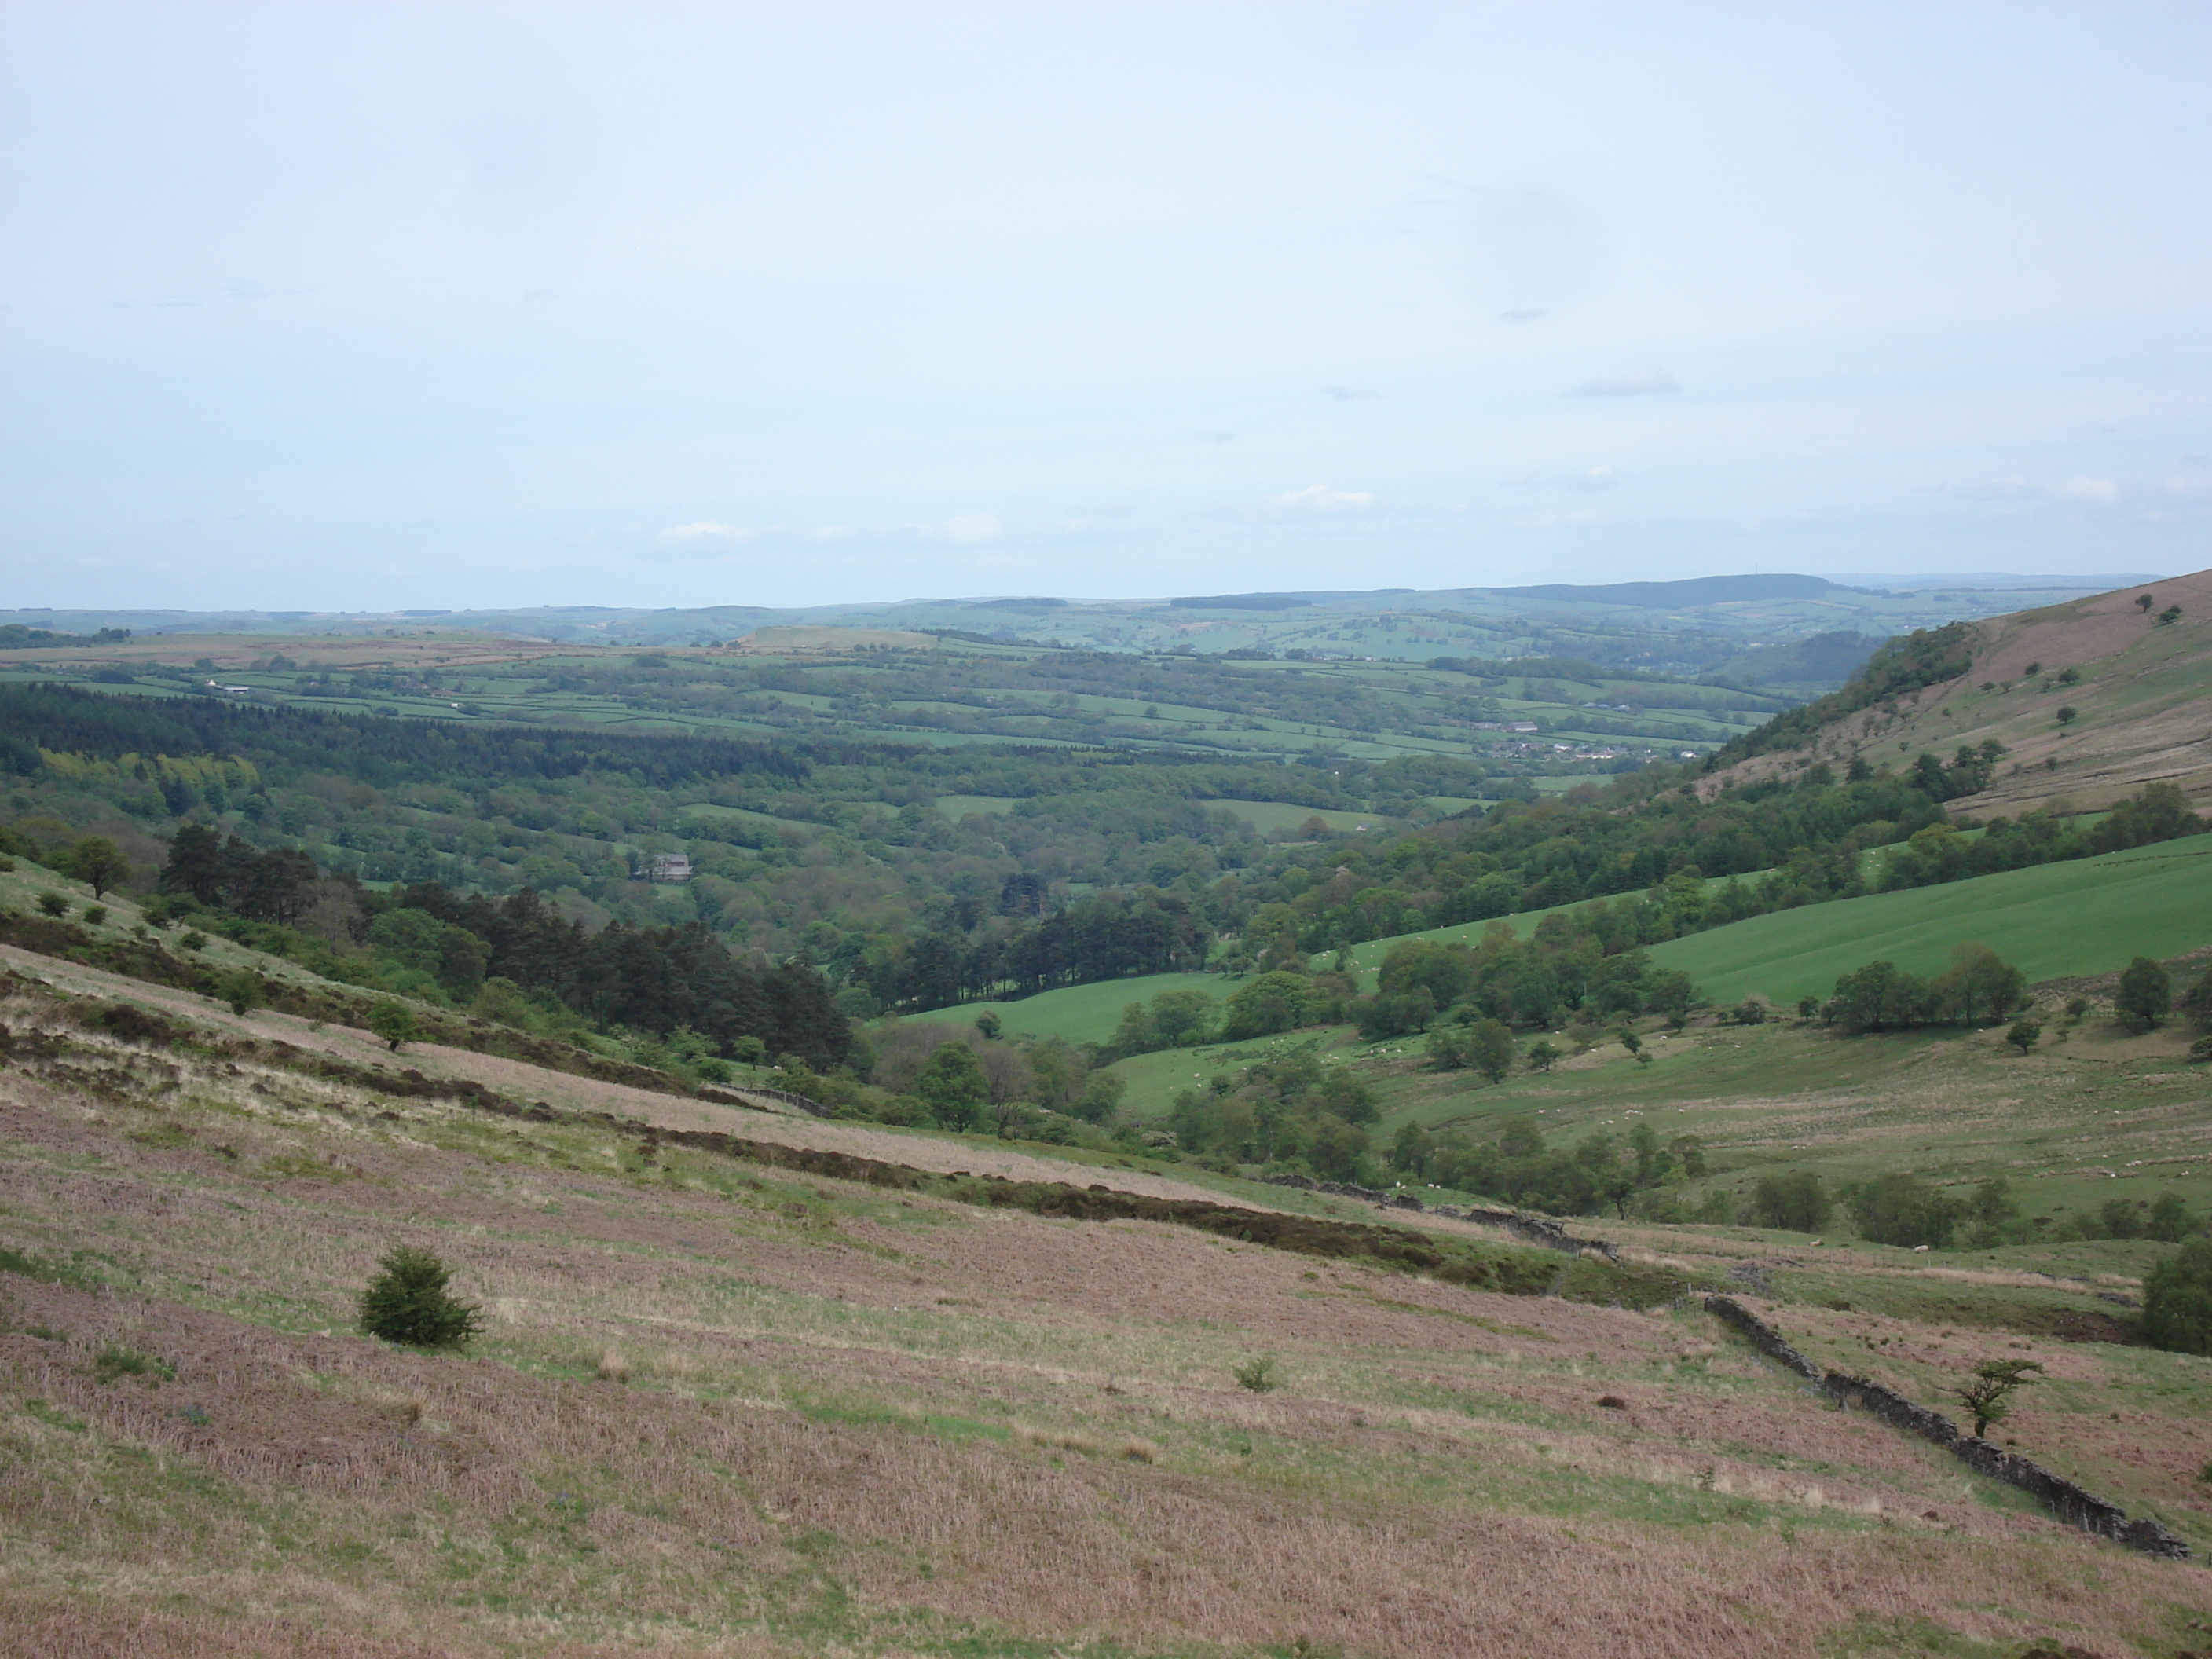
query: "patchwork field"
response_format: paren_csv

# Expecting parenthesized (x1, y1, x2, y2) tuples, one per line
(5, 963, 2211, 1657)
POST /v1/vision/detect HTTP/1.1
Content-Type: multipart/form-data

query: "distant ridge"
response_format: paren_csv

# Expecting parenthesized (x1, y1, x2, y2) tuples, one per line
(1488, 574, 1833, 606)
(1168, 590, 1413, 610)
(1816, 572, 2166, 592)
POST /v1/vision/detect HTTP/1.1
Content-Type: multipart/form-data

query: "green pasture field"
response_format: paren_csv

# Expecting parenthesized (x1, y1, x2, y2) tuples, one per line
(1201, 799, 1397, 834)
(932, 794, 1020, 819)
(902, 970, 1229, 1045)
(679, 800, 813, 833)
(1644, 831, 2212, 1006)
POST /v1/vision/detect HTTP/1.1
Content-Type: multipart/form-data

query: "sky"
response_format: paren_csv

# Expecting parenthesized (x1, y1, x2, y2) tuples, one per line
(2, 2, 2208, 612)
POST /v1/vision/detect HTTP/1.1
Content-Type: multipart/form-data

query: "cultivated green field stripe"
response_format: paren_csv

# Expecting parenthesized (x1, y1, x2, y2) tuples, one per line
(1643, 831, 2212, 1005)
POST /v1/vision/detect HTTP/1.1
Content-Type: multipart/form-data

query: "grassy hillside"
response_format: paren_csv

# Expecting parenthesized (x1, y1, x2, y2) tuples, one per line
(1646, 831, 2212, 1006)
(5, 954, 2211, 1656)
(1709, 565, 2212, 814)
(900, 832, 2212, 1048)
(906, 971, 1231, 1044)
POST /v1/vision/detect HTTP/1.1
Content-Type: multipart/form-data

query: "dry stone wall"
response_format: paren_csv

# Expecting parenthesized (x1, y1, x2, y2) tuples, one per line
(1261, 1174, 1618, 1258)
(1705, 1295, 2189, 1560)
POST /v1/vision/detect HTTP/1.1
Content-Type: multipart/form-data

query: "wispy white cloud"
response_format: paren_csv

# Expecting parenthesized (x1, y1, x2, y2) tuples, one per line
(1568, 369, 1680, 397)
(935, 513, 1004, 544)
(1501, 465, 1621, 493)
(657, 520, 756, 544)
(1951, 476, 2119, 504)
(1266, 484, 1375, 518)
(1513, 507, 1607, 529)
(2053, 475, 2119, 503)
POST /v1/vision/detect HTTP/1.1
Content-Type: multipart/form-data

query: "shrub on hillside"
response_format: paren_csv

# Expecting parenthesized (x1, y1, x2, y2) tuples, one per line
(358, 1246, 484, 1350)
(366, 998, 418, 1052)
(211, 968, 264, 1018)
(2181, 964, 2212, 1028)
(2143, 1238, 2212, 1356)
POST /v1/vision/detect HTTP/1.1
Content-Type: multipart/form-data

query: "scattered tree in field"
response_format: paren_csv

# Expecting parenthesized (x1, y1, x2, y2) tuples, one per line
(35, 891, 68, 917)
(1827, 959, 1930, 1033)
(1731, 998, 1768, 1027)
(366, 998, 418, 1052)
(1933, 942, 2026, 1025)
(2159, 603, 2182, 624)
(2114, 956, 2172, 1034)
(2142, 1238, 2212, 1356)
(1796, 995, 1820, 1021)
(2005, 1020, 2041, 1054)
(1617, 1029, 1642, 1057)
(2136, 592, 2156, 613)
(1954, 1358, 2043, 1437)
(2056, 705, 2077, 726)
(1465, 1017, 1518, 1083)
(358, 1246, 484, 1349)
(1965, 1177, 2023, 1247)
(60, 836, 129, 899)
(2147, 1194, 2199, 1244)
(1747, 1171, 1830, 1233)
(1525, 1038, 1561, 1073)
(972, 1010, 1002, 1039)
(1844, 1171, 1961, 1248)
(914, 1041, 988, 1130)
(212, 969, 264, 1018)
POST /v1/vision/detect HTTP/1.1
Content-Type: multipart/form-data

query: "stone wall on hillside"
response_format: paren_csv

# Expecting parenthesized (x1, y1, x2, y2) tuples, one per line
(1705, 1295, 2189, 1560)
(1260, 1174, 1618, 1258)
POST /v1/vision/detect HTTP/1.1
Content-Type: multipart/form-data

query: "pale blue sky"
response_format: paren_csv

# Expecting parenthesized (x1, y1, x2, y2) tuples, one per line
(2, 2, 2207, 610)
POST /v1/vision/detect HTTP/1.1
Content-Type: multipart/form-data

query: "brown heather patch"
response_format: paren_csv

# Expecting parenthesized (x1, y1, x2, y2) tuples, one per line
(3, 989, 2211, 1654)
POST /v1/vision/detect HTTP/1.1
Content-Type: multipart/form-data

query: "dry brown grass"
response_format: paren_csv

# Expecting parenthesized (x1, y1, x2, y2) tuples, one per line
(3, 984, 2210, 1657)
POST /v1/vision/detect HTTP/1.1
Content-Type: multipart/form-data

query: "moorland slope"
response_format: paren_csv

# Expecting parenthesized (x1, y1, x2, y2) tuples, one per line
(5, 950, 2212, 1657)
(1705, 566, 2212, 813)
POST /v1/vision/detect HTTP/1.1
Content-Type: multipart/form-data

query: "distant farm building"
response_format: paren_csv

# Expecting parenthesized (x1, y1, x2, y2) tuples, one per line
(642, 852, 693, 883)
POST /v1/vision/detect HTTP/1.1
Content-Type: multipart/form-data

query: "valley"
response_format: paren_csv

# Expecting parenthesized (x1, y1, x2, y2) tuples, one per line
(2, 571, 2210, 1657)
